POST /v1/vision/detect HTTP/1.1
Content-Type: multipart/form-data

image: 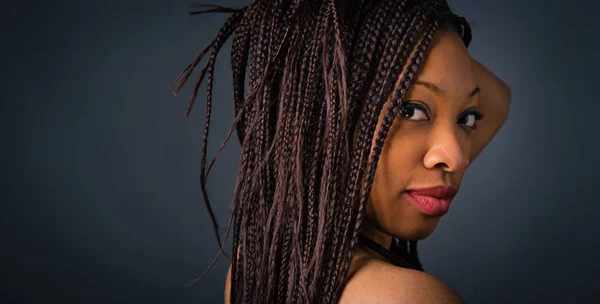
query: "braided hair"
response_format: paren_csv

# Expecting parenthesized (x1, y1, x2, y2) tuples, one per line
(172, 0, 472, 303)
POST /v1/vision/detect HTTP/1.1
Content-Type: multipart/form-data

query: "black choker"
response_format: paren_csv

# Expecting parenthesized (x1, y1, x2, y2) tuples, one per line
(357, 234, 418, 270)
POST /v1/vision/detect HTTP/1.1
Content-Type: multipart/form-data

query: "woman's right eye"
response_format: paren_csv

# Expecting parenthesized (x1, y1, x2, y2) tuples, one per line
(400, 102, 429, 121)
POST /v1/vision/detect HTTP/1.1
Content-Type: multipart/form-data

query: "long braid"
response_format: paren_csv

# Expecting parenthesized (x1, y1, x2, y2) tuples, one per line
(247, 2, 280, 298)
(329, 0, 415, 294)
(291, 18, 322, 301)
(316, 2, 346, 301)
(173, 1, 472, 303)
(172, 7, 247, 254)
(337, 11, 441, 297)
(231, 5, 254, 144)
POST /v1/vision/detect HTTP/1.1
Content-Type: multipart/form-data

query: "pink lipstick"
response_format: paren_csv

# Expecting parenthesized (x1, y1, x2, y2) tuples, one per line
(404, 185, 457, 217)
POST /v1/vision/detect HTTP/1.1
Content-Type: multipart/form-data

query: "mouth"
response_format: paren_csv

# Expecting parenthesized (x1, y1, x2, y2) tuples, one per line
(404, 185, 457, 217)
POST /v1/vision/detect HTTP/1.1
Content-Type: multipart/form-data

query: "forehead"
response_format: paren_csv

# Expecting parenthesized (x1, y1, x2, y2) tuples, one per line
(414, 30, 475, 97)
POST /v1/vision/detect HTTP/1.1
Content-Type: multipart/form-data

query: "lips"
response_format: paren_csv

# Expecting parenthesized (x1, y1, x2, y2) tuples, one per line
(406, 185, 457, 199)
(404, 185, 457, 217)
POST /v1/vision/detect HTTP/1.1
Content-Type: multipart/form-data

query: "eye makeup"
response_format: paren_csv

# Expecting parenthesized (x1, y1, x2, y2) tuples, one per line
(399, 101, 485, 130)
(458, 108, 484, 130)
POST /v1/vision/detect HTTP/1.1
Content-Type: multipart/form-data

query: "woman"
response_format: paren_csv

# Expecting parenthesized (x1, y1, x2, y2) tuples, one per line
(173, 0, 511, 303)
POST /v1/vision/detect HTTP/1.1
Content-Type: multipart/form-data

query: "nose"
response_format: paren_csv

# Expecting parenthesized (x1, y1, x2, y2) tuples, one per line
(422, 122, 469, 172)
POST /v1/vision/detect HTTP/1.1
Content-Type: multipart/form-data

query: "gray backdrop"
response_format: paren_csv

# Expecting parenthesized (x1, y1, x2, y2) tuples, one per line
(2, 0, 599, 303)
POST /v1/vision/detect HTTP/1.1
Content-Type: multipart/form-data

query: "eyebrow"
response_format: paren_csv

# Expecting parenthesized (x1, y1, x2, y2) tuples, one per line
(414, 80, 480, 99)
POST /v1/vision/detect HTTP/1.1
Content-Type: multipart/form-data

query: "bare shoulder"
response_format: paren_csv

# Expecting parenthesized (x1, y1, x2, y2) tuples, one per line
(339, 255, 466, 304)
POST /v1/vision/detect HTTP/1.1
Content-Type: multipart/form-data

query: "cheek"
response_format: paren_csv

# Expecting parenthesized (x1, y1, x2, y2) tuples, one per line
(376, 122, 429, 185)
(368, 124, 429, 214)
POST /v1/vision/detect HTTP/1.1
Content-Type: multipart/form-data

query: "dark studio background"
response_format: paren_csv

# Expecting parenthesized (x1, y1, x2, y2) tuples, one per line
(2, 0, 599, 303)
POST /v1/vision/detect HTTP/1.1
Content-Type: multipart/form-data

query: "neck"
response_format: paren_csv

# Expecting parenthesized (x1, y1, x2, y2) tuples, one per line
(359, 222, 394, 251)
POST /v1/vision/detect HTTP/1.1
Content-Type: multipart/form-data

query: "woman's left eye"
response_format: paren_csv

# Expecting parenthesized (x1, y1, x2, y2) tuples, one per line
(458, 110, 485, 129)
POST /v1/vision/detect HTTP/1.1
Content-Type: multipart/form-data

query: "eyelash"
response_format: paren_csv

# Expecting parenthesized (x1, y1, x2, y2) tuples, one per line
(399, 102, 485, 130)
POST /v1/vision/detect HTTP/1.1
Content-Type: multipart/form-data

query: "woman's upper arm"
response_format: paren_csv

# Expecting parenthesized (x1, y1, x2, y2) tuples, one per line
(469, 58, 511, 163)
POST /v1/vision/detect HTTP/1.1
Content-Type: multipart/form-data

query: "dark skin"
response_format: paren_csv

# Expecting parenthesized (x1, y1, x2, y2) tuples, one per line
(225, 29, 511, 304)
(360, 28, 510, 246)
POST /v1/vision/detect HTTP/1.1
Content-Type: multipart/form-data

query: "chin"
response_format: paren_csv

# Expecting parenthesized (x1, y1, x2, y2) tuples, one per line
(405, 227, 436, 241)
(390, 218, 441, 241)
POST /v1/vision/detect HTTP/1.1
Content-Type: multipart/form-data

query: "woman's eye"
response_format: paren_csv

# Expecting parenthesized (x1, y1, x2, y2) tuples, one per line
(400, 103, 429, 121)
(463, 114, 476, 127)
(458, 110, 485, 129)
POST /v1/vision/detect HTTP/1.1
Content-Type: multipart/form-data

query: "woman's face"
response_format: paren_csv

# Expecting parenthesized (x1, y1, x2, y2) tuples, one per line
(365, 29, 479, 241)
